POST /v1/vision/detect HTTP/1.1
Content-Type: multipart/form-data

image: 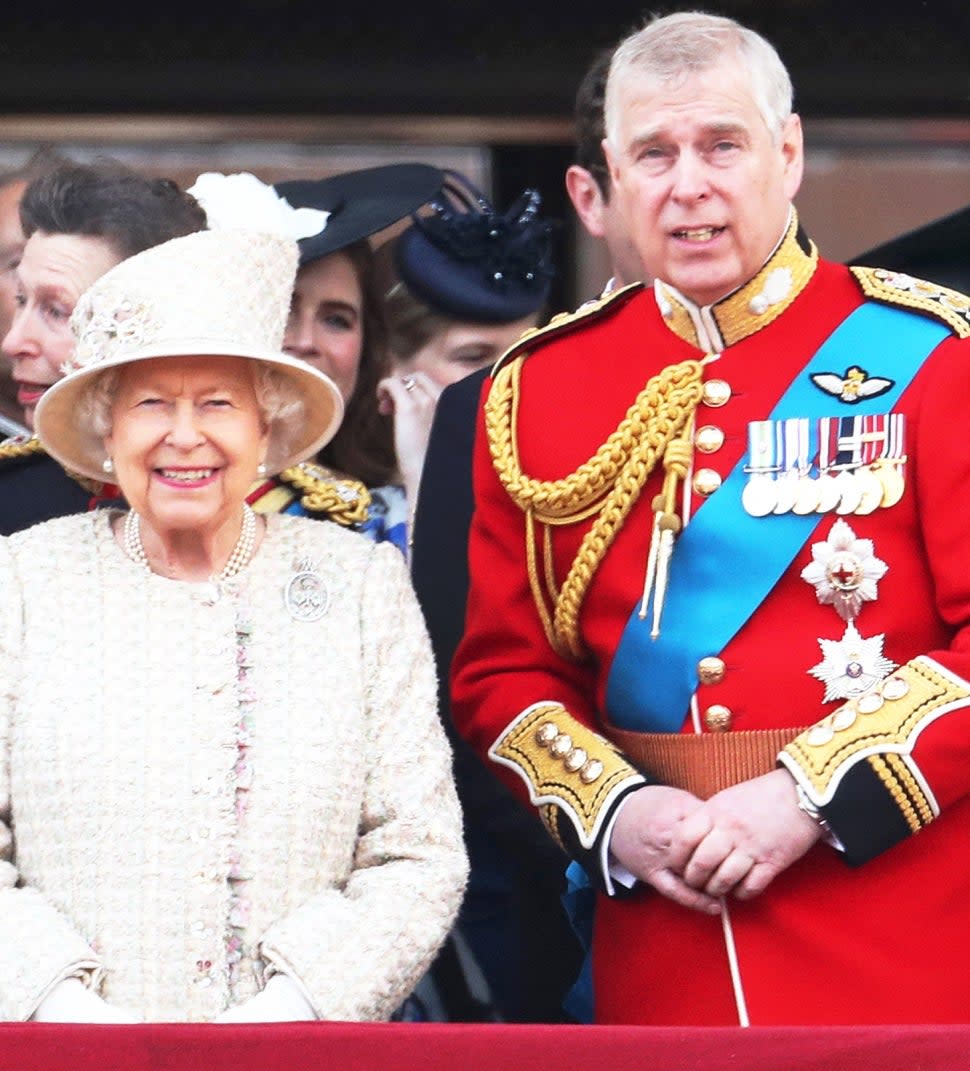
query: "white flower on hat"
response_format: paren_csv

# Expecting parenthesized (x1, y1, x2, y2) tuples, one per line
(188, 171, 329, 241)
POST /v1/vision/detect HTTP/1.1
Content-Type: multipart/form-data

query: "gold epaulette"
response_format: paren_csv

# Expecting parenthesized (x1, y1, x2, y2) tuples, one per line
(850, 266, 970, 339)
(274, 462, 371, 527)
(492, 282, 645, 375)
(489, 701, 645, 849)
(0, 436, 105, 495)
(0, 435, 45, 463)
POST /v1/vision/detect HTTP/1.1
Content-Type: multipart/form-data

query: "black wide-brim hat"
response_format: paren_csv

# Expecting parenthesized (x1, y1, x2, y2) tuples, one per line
(275, 163, 445, 265)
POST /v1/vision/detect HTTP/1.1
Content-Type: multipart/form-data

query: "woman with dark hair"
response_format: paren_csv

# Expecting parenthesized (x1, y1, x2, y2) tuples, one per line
(189, 166, 444, 556)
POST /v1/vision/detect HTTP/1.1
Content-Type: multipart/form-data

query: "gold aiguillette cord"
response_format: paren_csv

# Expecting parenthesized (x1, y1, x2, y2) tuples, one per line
(637, 428, 694, 638)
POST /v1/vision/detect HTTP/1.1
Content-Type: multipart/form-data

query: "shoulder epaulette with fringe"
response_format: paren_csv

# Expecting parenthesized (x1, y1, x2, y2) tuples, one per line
(0, 435, 45, 464)
(0, 436, 106, 495)
(250, 462, 371, 527)
(492, 282, 645, 374)
(850, 266, 970, 340)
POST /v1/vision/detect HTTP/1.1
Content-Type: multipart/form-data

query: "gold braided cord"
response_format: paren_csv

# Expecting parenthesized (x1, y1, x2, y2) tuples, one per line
(277, 464, 371, 527)
(488, 356, 704, 521)
(525, 510, 558, 649)
(486, 354, 704, 659)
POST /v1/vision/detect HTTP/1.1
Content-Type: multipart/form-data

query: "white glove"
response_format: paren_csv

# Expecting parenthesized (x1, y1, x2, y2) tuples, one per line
(32, 977, 139, 1023)
(212, 974, 317, 1023)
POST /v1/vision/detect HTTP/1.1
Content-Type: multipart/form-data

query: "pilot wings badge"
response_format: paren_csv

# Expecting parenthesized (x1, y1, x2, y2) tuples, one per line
(810, 365, 893, 404)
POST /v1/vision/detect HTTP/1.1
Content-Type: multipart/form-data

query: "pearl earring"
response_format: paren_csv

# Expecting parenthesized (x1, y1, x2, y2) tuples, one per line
(102, 457, 114, 475)
(256, 462, 268, 477)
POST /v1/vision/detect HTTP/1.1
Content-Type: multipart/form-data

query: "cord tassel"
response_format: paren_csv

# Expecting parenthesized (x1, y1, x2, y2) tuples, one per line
(638, 495, 665, 619)
(641, 433, 693, 638)
(650, 512, 682, 638)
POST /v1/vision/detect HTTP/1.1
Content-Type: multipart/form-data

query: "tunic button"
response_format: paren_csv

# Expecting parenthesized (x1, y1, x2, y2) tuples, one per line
(564, 747, 588, 772)
(697, 656, 726, 685)
(880, 676, 910, 701)
(535, 722, 559, 747)
(702, 379, 732, 407)
(550, 733, 573, 758)
(692, 468, 722, 496)
(580, 759, 604, 784)
(694, 425, 725, 453)
(703, 704, 732, 732)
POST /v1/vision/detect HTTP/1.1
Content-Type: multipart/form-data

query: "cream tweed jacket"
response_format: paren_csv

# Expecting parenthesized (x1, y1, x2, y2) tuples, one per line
(0, 510, 467, 1022)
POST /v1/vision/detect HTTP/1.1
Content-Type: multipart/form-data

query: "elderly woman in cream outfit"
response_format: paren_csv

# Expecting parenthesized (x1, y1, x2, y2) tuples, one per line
(0, 203, 467, 1023)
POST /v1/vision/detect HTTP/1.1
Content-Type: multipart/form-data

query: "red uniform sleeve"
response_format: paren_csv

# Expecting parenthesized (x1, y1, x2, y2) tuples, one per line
(450, 372, 647, 873)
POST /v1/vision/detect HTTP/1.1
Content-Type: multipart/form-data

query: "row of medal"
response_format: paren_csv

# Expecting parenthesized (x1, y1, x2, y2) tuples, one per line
(742, 413, 905, 517)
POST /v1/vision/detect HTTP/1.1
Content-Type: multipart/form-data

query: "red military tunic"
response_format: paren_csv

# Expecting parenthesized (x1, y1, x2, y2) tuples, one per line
(451, 216, 970, 1025)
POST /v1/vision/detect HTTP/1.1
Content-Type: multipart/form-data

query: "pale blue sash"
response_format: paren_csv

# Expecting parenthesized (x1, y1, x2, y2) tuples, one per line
(604, 302, 947, 732)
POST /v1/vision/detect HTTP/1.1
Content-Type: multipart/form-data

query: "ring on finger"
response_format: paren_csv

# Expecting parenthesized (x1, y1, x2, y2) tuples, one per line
(401, 374, 417, 392)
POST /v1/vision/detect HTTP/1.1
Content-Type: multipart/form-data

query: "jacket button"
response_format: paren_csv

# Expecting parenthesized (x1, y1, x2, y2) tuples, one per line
(535, 722, 559, 747)
(550, 733, 573, 758)
(580, 759, 604, 784)
(564, 747, 588, 772)
(695, 425, 725, 453)
(697, 656, 726, 685)
(702, 379, 731, 407)
(692, 468, 722, 496)
(704, 704, 732, 732)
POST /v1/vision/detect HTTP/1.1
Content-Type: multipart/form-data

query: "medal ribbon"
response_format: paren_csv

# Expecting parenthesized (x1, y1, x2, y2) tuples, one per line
(605, 301, 947, 732)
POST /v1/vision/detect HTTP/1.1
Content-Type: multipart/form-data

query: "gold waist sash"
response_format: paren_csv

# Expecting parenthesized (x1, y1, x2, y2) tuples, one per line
(609, 725, 809, 800)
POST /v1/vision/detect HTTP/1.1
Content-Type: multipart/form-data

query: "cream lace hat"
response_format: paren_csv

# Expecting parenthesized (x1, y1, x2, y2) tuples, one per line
(34, 225, 344, 482)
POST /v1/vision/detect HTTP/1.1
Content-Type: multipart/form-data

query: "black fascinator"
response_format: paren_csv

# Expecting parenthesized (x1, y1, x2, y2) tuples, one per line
(394, 170, 558, 323)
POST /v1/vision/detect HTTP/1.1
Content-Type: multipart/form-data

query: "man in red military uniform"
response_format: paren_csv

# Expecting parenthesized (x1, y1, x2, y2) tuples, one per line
(451, 10, 970, 1026)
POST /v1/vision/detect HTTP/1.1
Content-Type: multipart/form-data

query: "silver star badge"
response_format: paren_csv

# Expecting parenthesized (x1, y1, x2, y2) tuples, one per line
(801, 518, 888, 622)
(808, 622, 898, 703)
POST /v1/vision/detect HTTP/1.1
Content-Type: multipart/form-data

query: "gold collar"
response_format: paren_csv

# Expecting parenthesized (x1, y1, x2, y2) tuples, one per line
(655, 210, 818, 352)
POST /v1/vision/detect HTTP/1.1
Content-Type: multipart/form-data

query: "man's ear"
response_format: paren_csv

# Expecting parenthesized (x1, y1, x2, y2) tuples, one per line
(566, 165, 607, 239)
(780, 113, 804, 201)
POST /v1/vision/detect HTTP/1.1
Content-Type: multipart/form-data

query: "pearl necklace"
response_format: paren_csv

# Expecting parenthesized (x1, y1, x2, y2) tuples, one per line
(123, 505, 258, 582)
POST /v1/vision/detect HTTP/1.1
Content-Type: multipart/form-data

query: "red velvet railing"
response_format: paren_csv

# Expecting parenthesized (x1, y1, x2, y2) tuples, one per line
(2, 1021, 968, 1070)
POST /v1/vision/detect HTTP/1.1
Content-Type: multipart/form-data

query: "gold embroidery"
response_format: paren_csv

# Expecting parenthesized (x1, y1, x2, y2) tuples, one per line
(489, 703, 644, 848)
(885, 751, 933, 827)
(868, 754, 922, 834)
(0, 436, 45, 462)
(782, 656, 967, 807)
(850, 267, 970, 339)
(659, 212, 819, 349)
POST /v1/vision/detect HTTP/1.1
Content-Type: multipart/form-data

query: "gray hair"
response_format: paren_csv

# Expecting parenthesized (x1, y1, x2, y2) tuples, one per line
(604, 11, 794, 148)
(81, 359, 306, 472)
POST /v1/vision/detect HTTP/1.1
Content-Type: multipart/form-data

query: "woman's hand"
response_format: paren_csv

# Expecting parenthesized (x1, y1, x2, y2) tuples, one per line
(376, 371, 442, 504)
(32, 977, 140, 1023)
(212, 974, 317, 1023)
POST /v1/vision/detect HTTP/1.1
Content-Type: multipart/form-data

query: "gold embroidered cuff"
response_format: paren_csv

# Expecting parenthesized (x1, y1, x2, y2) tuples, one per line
(489, 701, 645, 849)
(779, 656, 968, 810)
